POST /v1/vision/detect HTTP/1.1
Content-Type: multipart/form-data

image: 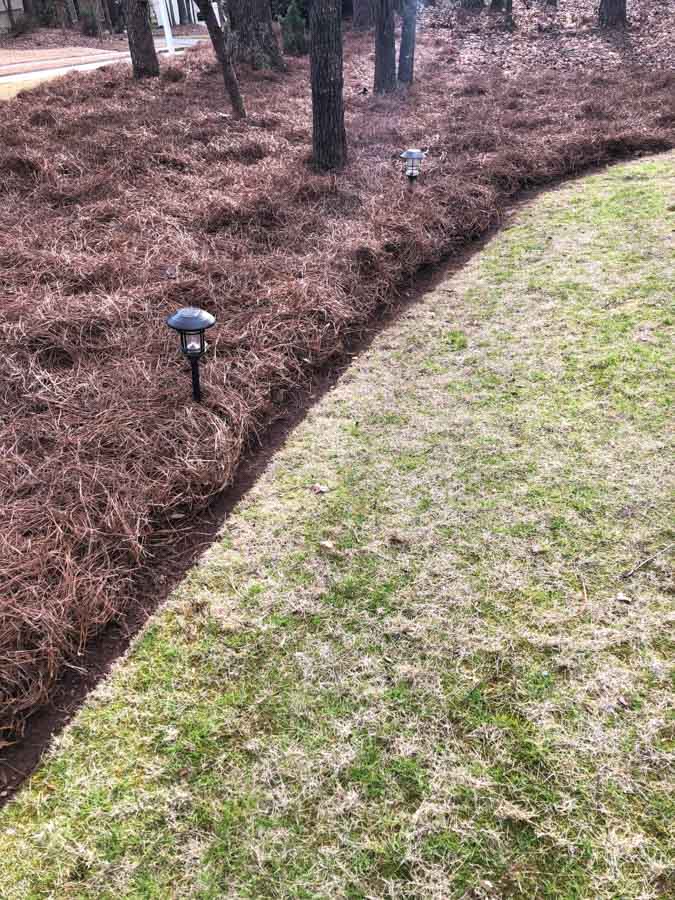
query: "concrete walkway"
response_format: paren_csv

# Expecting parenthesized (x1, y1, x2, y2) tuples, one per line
(0, 34, 206, 100)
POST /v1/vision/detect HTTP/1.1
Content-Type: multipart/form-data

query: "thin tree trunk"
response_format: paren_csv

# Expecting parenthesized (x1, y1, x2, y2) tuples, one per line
(490, 0, 503, 11)
(374, 0, 396, 94)
(598, 0, 626, 27)
(98, 0, 112, 32)
(4, 0, 15, 28)
(125, 0, 160, 78)
(228, 0, 286, 71)
(64, 0, 79, 24)
(196, 0, 246, 118)
(309, 0, 347, 171)
(23, 0, 35, 20)
(352, 0, 375, 29)
(398, 0, 416, 86)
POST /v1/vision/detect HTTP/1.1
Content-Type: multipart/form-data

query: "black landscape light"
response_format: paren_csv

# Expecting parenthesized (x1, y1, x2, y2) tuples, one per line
(400, 148, 426, 184)
(166, 306, 216, 402)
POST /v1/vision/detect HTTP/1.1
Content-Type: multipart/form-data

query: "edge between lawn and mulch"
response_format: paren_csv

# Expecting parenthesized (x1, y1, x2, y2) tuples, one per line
(1, 154, 673, 899)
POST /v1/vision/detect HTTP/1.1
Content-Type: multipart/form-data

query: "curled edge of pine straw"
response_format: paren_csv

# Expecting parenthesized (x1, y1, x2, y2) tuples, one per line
(0, 34, 673, 737)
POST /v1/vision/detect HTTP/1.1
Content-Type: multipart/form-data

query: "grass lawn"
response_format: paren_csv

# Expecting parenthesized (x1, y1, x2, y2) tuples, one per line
(1, 154, 673, 899)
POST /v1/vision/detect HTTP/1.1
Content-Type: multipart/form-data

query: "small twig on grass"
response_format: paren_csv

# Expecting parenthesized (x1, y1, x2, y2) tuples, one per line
(621, 542, 674, 579)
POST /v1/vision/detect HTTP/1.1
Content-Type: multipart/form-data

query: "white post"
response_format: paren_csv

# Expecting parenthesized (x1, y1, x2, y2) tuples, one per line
(157, 0, 175, 56)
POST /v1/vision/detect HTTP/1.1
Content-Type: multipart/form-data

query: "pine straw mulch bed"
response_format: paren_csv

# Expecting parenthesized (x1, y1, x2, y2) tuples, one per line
(1, 15, 674, 739)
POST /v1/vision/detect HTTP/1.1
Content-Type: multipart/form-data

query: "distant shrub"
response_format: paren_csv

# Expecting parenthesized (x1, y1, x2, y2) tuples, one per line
(281, 0, 308, 56)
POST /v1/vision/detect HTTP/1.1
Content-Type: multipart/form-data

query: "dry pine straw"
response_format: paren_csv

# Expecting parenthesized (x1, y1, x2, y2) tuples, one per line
(0, 16, 674, 736)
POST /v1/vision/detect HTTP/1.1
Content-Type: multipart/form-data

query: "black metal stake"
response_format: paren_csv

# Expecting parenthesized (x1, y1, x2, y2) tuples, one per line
(190, 356, 201, 402)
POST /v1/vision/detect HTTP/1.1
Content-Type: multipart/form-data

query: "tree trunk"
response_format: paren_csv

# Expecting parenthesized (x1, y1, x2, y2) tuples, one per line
(4, 0, 15, 28)
(97, 0, 112, 32)
(374, 0, 396, 94)
(309, 0, 347, 171)
(23, 0, 35, 20)
(490, 0, 503, 11)
(196, 0, 246, 118)
(398, 0, 416, 86)
(125, 0, 160, 78)
(228, 0, 286, 71)
(176, 0, 187, 23)
(352, 0, 375, 29)
(598, 0, 626, 27)
(461, 0, 484, 9)
(64, 0, 79, 25)
(505, 0, 513, 27)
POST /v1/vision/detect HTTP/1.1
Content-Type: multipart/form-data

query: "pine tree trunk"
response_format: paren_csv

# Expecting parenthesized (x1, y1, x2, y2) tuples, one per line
(64, 0, 79, 24)
(490, 0, 504, 11)
(352, 0, 375, 29)
(98, 0, 112, 32)
(196, 0, 246, 118)
(125, 0, 160, 78)
(228, 0, 286, 71)
(309, 0, 347, 171)
(374, 0, 396, 94)
(398, 0, 416, 85)
(598, 0, 626, 27)
(177, 0, 188, 24)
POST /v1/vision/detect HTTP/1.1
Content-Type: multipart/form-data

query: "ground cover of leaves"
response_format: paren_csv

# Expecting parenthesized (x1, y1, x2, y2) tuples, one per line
(1, 153, 673, 899)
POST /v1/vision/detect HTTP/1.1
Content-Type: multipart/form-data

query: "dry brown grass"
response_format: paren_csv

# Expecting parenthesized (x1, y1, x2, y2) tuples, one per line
(0, 18, 674, 736)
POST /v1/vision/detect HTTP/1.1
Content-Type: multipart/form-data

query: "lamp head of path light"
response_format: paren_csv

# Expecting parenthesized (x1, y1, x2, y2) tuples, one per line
(166, 306, 216, 402)
(400, 148, 426, 183)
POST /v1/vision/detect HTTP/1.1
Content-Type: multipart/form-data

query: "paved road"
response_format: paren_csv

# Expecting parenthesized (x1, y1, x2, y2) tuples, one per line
(0, 34, 206, 100)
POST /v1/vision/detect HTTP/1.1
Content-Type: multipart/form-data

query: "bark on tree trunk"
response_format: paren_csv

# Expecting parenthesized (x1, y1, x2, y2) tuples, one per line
(352, 0, 375, 29)
(196, 0, 246, 118)
(398, 0, 416, 86)
(177, 0, 188, 24)
(66, 0, 79, 23)
(228, 0, 286, 71)
(374, 0, 396, 94)
(23, 0, 34, 20)
(309, 0, 347, 171)
(4, 0, 15, 28)
(598, 0, 626, 27)
(98, 0, 112, 32)
(125, 0, 160, 78)
(505, 0, 514, 27)
(490, 0, 504, 11)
